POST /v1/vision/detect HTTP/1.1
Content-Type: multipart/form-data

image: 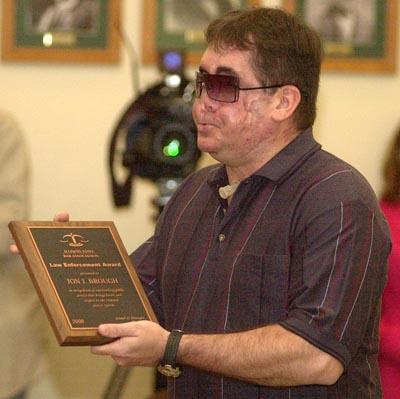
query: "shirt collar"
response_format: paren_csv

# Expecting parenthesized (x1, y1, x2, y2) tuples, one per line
(207, 128, 321, 187)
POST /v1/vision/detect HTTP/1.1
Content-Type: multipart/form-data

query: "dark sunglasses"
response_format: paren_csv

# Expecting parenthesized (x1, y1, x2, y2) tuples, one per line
(195, 71, 284, 103)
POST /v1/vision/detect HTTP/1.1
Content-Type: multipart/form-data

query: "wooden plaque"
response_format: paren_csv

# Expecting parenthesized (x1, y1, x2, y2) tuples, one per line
(8, 221, 157, 346)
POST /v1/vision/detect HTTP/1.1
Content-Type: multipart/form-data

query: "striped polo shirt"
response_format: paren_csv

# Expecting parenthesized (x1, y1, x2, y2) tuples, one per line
(132, 128, 391, 398)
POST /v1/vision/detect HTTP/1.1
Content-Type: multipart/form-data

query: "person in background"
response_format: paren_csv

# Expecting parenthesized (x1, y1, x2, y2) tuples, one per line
(13, 7, 391, 398)
(379, 124, 400, 398)
(0, 111, 47, 399)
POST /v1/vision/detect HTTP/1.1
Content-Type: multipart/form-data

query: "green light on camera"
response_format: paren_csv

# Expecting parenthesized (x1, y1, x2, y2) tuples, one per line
(163, 139, 181, 157)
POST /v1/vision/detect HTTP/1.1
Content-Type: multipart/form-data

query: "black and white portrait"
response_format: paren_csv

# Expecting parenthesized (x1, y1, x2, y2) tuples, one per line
(304, 0, 376, 45)
(29, 0, 100, 33)
(163, 0, 242, 33)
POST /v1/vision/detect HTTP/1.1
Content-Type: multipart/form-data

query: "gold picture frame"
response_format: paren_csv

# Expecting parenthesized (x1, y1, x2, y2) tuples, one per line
(142, 0, 260, 65)
(2, 0, 121, 63)
(283, 0, 397, 73)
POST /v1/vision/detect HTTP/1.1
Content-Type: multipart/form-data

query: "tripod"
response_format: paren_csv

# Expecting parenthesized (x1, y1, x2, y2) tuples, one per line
(102, 178, 182, 399)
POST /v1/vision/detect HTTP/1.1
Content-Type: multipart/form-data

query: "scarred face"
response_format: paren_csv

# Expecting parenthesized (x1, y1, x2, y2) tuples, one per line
(192, 46, 279, 172)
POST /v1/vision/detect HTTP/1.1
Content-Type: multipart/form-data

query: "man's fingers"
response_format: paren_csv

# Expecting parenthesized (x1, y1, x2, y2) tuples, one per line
(9, 212, 69, 255)
(54, 211, 70, 222)
(91, 337, 124, 356)
(97, 322, 138, 339)
(9, 244, 19, 254)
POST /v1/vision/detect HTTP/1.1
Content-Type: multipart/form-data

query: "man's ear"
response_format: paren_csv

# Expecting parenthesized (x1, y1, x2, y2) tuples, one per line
(271, 85, 301, 122)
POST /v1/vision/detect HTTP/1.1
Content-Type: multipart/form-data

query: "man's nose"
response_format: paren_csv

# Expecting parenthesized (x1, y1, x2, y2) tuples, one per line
(196, 87, 216, 109)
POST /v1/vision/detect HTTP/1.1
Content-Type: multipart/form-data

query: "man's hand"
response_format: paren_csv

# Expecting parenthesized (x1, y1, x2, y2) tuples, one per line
(9, 211, 70, 254)
(52, 211, 70, 223)
(91, 321, 169, 367)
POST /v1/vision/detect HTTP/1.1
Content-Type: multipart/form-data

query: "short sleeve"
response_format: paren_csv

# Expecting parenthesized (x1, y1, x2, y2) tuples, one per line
(280, 174, 390, 367)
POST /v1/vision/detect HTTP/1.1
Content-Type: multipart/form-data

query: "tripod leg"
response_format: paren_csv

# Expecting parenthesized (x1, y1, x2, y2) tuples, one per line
(102, 365, 132, 399)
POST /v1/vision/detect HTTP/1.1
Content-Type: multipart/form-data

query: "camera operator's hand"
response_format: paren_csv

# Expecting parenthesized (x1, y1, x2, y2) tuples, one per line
(9, 211, 70, 254)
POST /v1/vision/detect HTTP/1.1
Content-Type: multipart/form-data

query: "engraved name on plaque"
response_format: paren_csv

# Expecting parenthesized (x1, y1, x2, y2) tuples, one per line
(9, 221, 157, 346)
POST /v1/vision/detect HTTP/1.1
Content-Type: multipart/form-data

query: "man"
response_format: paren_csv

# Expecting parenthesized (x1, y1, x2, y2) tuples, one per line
(20, 6, 390, 398)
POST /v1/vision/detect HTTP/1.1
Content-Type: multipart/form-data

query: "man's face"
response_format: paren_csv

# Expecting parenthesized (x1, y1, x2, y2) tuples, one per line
(192, 46, 276, 168)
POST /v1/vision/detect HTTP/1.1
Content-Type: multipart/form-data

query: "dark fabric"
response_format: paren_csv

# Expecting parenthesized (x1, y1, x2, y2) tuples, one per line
(131, 128, 391, 398)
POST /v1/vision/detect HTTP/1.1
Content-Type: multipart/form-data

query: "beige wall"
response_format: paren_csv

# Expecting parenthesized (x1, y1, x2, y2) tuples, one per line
(1, 0, 399, 398)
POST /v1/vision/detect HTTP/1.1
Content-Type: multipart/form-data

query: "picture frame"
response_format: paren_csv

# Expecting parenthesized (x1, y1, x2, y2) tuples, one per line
(282, 0, 397, 73)
(1, 0, 121, 63)
(142, 0, 260, 65)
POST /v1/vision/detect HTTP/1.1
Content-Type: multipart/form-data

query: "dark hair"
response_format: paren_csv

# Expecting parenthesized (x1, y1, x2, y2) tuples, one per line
(205, 7, 323, 130)
(381, 125, 400, 202)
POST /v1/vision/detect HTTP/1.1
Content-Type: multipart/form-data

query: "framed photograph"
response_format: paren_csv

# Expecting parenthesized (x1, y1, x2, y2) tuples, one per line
(2, 0, 121, 63)
(282, 0, 397, 73)
(142, 0, 260, 65)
